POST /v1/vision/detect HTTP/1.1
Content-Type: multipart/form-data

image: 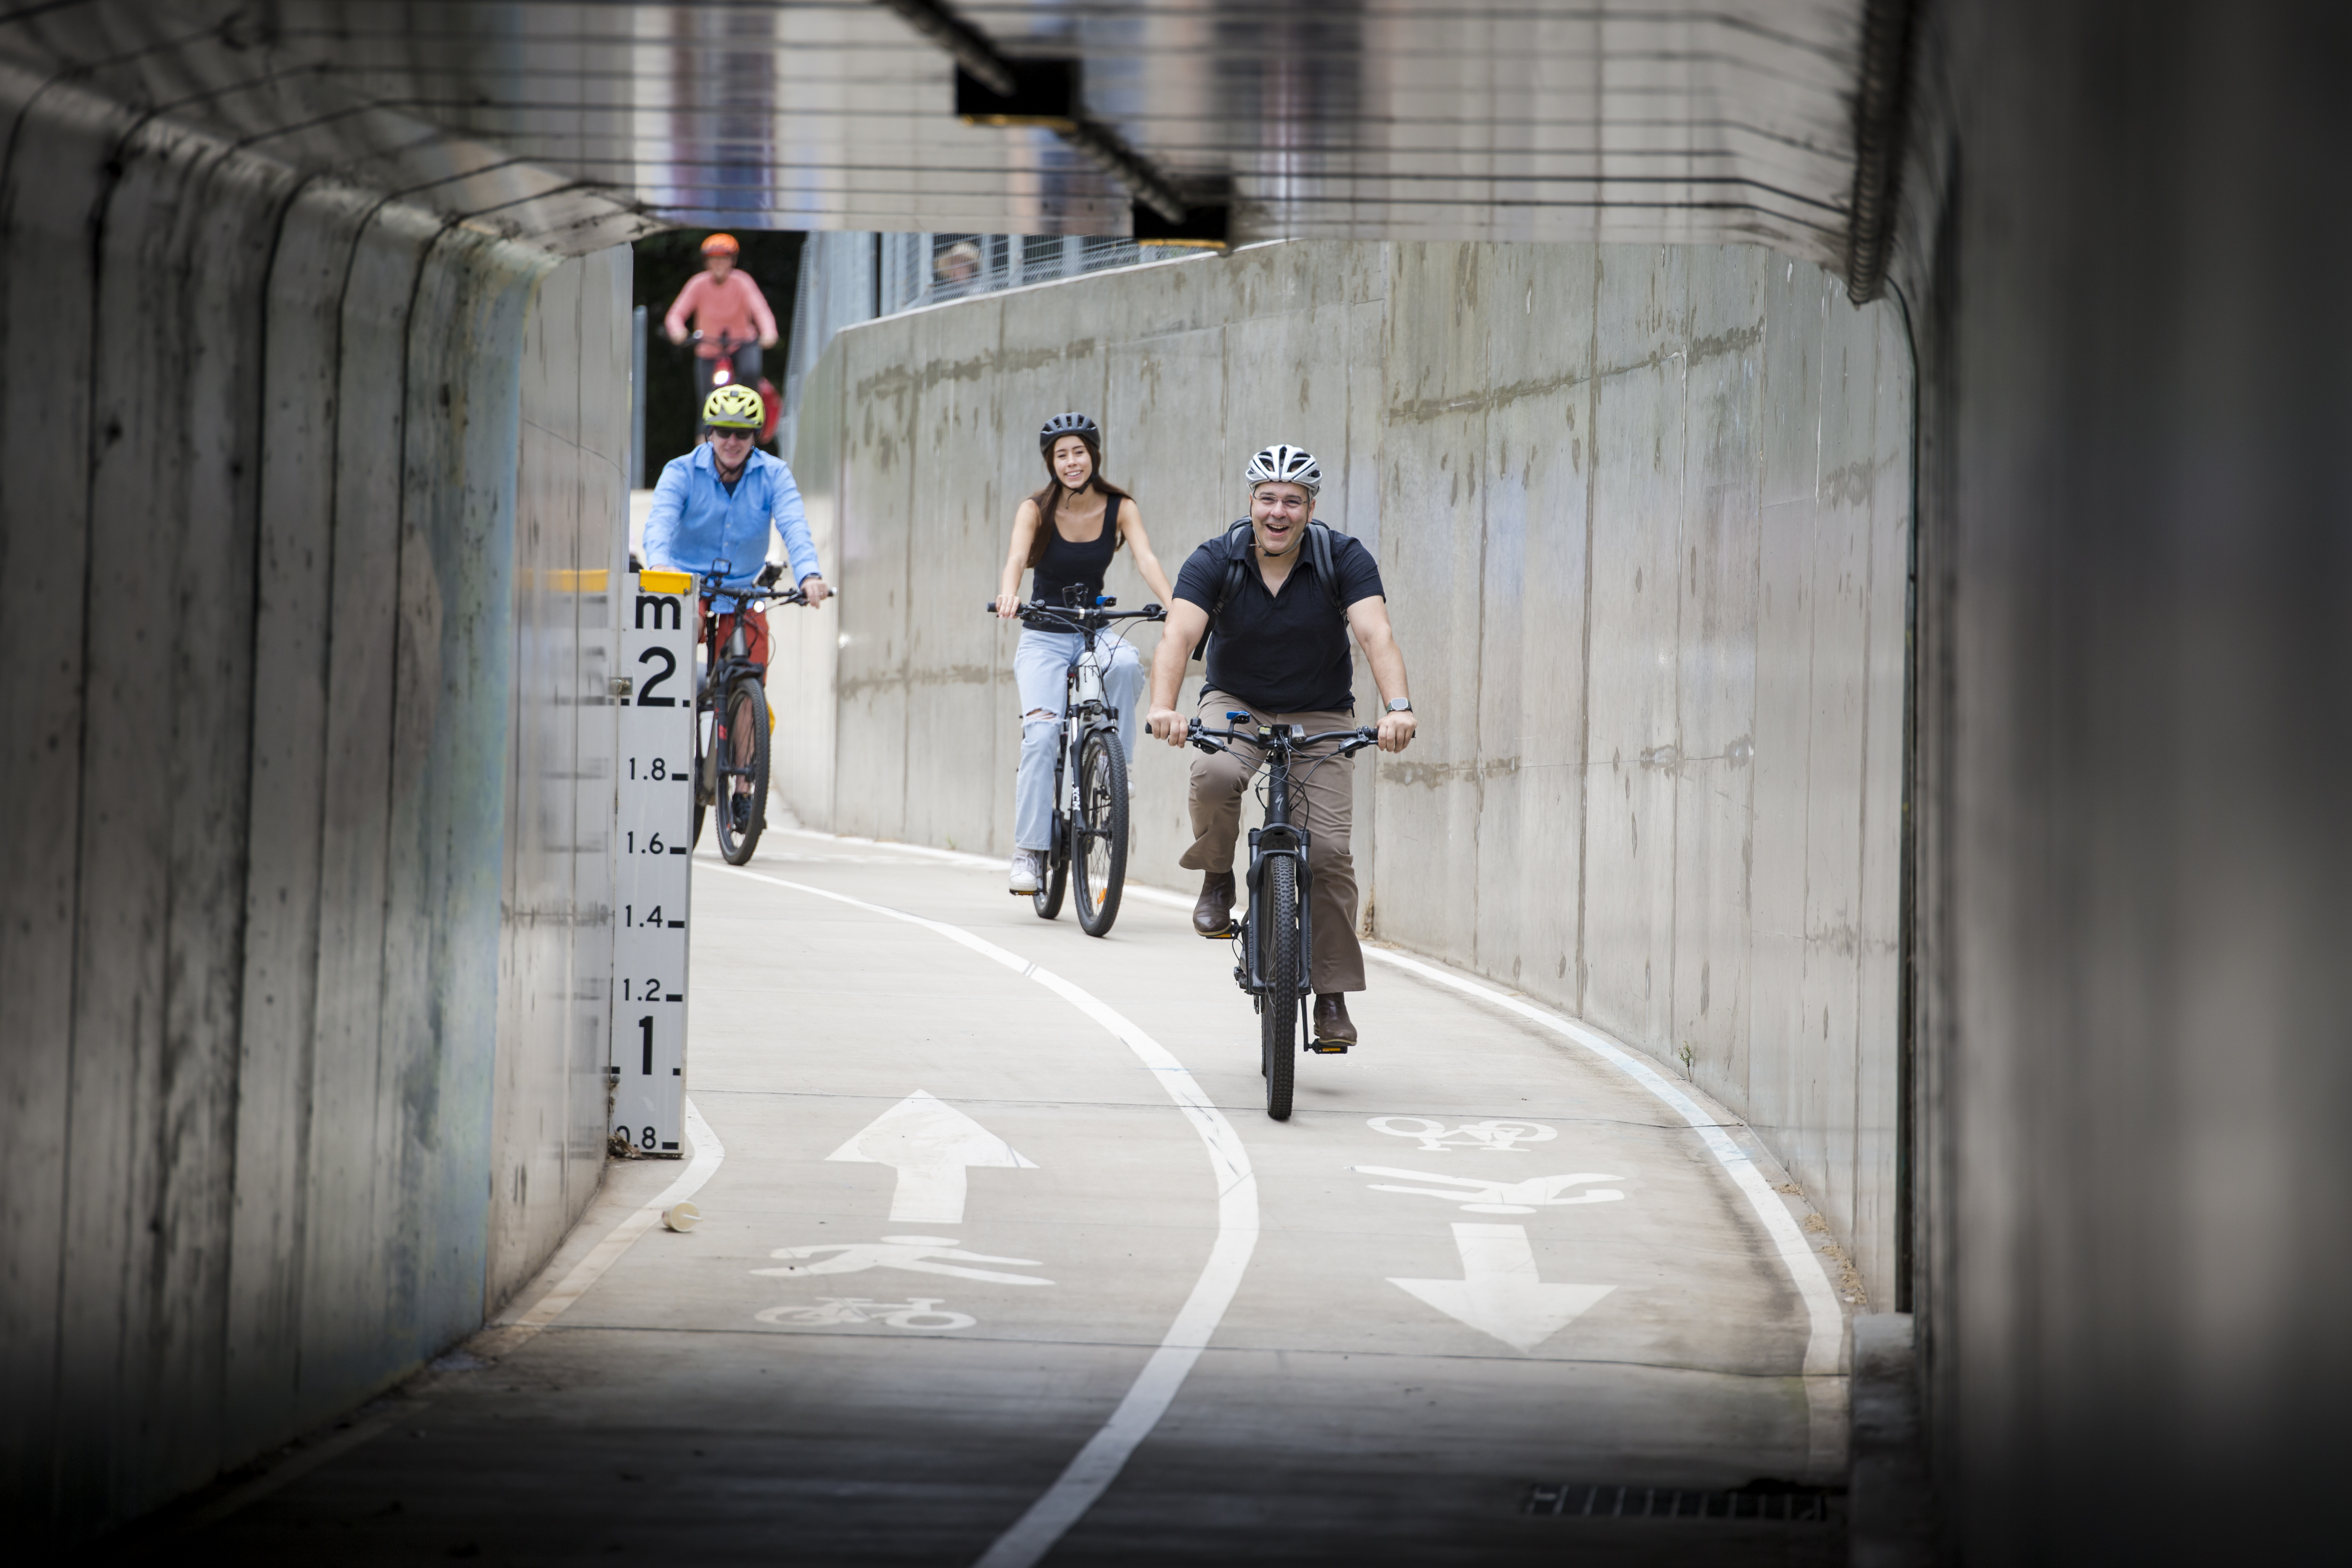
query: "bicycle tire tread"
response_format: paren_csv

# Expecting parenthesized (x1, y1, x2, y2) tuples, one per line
(1264, 855, 1299, 1119)
(1074, 730, 1128, 936)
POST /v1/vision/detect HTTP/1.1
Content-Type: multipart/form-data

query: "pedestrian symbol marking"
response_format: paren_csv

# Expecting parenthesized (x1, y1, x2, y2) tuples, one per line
(1352, 1166, 1626, 1214)
(751, 1235, 1053, 1287)
(1388, 1223, 1614, 1352)
(1367, 1116, 1558, 1153)
(828, 1090, 1038, 1225)
(755, 1297, 977, 1331)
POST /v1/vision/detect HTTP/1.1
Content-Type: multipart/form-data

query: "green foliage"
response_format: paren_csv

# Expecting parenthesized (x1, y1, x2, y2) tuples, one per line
(633, 229, 805, 475)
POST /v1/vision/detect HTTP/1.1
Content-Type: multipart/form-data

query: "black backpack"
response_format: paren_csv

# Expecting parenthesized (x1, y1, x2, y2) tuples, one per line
(1191, 519, 1347, 662)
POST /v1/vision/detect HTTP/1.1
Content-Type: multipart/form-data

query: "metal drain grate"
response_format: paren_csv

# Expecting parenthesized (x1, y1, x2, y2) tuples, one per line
(1524, 1482, 1846, 1523)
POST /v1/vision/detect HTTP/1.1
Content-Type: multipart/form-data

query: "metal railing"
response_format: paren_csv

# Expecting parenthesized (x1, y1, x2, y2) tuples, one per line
(876, 232, 1176, 316)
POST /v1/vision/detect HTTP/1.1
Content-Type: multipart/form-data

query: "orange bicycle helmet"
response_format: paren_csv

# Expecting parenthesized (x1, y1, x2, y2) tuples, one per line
(700, 233, 740, 257)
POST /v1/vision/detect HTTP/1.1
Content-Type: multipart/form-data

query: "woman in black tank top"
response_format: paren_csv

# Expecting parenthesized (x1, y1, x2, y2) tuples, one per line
(990, 413, 1176, 894)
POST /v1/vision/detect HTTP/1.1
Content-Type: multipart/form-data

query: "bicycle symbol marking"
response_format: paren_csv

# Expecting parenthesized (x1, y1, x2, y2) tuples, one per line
(749, 1235, 1053, 1287)
(755, 1297, 977, 1331)
(1351, 1166, 1627, 1214)
(1366, 1116, 1558, 1153)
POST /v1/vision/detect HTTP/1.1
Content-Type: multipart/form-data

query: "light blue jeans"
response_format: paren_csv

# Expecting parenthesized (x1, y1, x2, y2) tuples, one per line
(1014, 627, 1144, 852)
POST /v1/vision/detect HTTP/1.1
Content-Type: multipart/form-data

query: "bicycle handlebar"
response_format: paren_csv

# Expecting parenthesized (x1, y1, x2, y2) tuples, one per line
(697, 564, 811, 610)
(1186, 719, 1381, 759)
(982, 599, 1166, 631)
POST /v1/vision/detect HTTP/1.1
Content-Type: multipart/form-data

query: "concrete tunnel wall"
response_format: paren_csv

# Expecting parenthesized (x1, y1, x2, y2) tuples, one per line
(775, 239, 1911, 1310)
(0, 66, 630, 1535)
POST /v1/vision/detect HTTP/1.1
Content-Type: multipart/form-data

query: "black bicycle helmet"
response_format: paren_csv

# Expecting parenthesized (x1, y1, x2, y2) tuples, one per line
(1039, 411, 1101, 451)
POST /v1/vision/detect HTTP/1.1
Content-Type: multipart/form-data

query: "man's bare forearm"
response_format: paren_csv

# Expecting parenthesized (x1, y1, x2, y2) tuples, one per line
(1362, 629, 1410, 706)
(1149, 632, 1190, 714)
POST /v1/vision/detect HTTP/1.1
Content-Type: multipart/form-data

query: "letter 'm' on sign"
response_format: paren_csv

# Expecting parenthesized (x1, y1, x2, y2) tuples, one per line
(635, 594, 682, 630)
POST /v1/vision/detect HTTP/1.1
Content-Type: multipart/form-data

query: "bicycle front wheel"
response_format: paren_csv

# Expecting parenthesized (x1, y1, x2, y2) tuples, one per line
(1072, 729, 1129, 937)
(715, 676, 770, 866)
(1260, 855, 1300, 1120)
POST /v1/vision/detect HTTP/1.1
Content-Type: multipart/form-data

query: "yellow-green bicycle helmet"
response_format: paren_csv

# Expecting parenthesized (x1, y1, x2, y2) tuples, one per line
(702, 384, 764, 430)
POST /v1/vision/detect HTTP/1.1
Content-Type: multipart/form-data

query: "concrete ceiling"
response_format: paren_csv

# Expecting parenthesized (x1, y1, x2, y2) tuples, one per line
(0, 2, 1888, 277)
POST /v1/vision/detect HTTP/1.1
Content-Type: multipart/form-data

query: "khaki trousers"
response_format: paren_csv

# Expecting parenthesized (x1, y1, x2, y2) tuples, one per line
(1180, 690, 1364, 993)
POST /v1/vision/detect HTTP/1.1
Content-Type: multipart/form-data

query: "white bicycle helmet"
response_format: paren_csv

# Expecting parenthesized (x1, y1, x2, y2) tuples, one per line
(1245, 443, 1321, 497)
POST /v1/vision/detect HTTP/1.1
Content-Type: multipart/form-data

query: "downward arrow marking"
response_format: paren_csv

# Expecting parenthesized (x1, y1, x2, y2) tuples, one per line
(1388, 1223, 1613, 1352)
(826, 1090, 1037, 1225)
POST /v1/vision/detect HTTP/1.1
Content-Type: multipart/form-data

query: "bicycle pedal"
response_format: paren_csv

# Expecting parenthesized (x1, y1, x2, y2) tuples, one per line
(1308, 1041, 1350, 1055)
(1201, 925, 1235, 940)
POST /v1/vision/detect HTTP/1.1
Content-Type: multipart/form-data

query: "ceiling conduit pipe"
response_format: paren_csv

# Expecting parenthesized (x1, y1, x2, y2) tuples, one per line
(871, 0, 1211, 235)
(1844, 0, 1921, 304)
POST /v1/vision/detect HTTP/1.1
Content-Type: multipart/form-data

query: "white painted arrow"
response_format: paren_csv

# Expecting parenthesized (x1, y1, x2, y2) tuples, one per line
(826, 1091, 1038, 1225)
(1387, 1223, 1614, 1352)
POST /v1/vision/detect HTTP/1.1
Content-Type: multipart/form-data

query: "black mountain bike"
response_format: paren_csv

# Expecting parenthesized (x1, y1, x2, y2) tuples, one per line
(988, 592, 1164, 936)
(693, 560, 807, 865)
(1187, 714, 1381, 1120)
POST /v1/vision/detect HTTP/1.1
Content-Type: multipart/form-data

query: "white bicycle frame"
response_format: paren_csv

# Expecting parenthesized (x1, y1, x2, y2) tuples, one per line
(1060, 641, 1112, 822)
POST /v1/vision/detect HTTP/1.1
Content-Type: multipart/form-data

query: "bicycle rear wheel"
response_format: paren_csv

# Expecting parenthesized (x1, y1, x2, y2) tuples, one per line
(1260, 855, 1300, 1120)
(1033, 746, 1068, 919)
(691, 707, 712, 848)
(1072, 729, 1128, 937)
(1034, 828, 1068, 918)
(715, 676, 769, 866)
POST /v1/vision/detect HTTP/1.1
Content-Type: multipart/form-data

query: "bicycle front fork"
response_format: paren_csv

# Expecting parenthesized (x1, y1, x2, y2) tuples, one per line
(1238, 828, 1314, 997)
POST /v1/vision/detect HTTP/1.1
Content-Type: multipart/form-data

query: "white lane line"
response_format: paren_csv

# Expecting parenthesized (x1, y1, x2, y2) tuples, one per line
(495, 1098, 728, 1342)
(1358, 948, 1848, 1461)
(714, 866, 1258, 1568)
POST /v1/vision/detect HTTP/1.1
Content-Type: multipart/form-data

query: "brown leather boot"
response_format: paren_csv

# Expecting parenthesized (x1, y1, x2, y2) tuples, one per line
(1192, 871, 1236, 937)
(1312, 993, 1357, 1046)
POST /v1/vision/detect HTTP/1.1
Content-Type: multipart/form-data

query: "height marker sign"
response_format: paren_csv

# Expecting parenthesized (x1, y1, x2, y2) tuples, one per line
(612, 567, 696, 1154)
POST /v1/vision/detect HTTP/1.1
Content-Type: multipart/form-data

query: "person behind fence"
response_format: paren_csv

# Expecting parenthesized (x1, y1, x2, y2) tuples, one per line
(991, 412, 1175, 895)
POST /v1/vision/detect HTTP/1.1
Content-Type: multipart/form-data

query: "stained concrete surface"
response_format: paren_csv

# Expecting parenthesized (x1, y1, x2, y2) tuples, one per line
(168, 832, 1849, 1565)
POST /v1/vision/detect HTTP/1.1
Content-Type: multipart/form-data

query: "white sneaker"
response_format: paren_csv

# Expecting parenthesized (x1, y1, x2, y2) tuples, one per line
(1009, 850, 1042, 894)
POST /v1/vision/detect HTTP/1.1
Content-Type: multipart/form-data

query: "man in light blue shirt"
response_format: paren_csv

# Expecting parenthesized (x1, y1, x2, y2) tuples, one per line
(642, 385, 831, 673)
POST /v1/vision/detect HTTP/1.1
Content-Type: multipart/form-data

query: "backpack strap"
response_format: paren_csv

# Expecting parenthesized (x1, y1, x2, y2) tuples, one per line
(1306, 522, 1345, 617)
(1191, 520, 1255, 662)
(1192, 520, 1350, 661)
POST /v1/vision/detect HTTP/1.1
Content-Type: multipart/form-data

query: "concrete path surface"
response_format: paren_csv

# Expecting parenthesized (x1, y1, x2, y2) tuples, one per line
(169, 831, 1852, 1566)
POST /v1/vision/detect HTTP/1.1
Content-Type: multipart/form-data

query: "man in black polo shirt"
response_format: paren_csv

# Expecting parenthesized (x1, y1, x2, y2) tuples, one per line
(1145, 443, 1418, 1046)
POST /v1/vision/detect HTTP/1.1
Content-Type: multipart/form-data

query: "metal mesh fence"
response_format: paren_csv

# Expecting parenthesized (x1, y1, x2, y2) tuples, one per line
(876, 233, 1176, 315)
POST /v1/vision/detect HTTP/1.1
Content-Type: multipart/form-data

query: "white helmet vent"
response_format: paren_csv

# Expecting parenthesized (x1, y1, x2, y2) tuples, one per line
(1245, 443, 1322, 497)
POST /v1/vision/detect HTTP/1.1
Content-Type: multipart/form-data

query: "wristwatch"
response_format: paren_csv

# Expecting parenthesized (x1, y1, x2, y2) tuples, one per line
(1385, 698, 1414, 714)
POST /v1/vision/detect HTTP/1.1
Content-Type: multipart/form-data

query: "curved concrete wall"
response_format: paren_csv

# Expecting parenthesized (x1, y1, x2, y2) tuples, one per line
(0, 67, 628, 1535)
(777, 239, 1911, 1308)
(1888, 3, 2352, 1557)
